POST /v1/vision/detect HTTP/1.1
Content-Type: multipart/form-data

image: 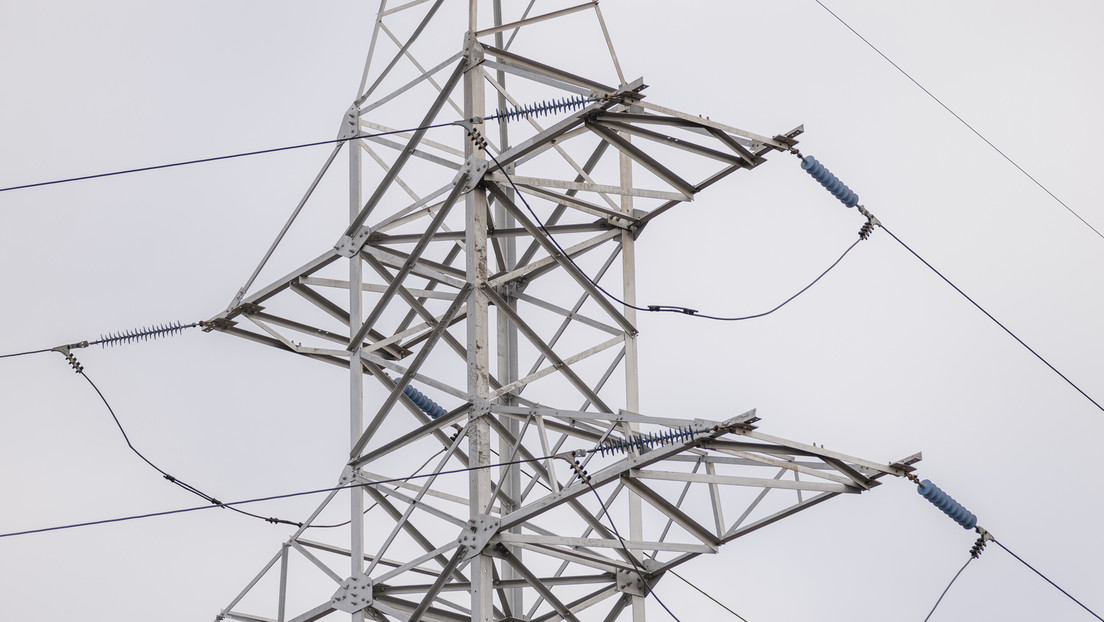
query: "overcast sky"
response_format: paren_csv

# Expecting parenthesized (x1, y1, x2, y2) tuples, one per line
(2, 2, 1102, 621)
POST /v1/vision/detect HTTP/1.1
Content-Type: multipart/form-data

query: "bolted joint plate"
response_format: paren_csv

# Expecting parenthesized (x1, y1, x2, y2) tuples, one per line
(458, 515, 500, 562)
(331, 574, 373, 613)
(458, 157, 489, 193)
(615, 568, 650, 597)
(338, 465, 357, 486)
(335, 227, 372, 257)
(337, 105, 360, 140)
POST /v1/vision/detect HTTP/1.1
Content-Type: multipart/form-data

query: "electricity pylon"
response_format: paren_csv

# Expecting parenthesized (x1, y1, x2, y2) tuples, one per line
(207, 3, 919, 621)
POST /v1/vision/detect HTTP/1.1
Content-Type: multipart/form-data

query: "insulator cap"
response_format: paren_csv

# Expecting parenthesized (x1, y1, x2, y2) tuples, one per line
(595, 426, 698, 457)
(396, 380, 448, 419)
(801, 155, 860, 208)
(917, 479, 978, 530)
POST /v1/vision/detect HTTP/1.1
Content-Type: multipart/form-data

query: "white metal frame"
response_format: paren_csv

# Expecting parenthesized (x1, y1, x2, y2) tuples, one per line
(207, 3, 919, 621)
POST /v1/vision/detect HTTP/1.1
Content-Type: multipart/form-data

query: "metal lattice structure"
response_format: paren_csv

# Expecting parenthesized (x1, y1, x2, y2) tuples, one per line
(206, 3, 920, 621)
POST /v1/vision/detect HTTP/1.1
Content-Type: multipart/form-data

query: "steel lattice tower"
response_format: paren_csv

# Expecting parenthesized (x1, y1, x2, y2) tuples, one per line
(207, 3, 919, 621)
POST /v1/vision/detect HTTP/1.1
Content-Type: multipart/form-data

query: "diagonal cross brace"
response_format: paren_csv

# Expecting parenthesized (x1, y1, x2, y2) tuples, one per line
(349, 282, 473, 459)
(348, 174, 469, 350)
(484, 181, 636, 336)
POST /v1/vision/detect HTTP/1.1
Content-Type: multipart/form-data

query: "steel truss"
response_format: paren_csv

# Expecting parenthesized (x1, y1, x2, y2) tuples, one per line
(207, 2, 919, 621)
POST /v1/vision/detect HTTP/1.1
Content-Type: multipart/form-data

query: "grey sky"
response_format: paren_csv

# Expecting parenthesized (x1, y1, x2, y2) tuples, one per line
(1, 2, 1102, 621)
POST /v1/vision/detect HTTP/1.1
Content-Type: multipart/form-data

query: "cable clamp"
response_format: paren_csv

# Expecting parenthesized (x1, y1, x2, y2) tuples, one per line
(857, 205, 881, 227)
(51, 346, 84, 373)
(646, 305, 697, 315)
(970, 527, 994, 558)
(553, 450, 591, 483)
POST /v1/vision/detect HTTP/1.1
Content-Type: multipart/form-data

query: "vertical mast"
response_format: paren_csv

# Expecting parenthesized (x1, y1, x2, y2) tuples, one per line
(348, 110, 365, 622)
(464, 3, 494, 620)
(491, 0, 524, 615)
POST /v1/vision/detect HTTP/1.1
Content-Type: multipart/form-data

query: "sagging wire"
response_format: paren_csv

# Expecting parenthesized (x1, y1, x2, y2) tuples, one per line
(56, 346, 303, 528)
(924, 556, 975, 622)
(465, 126, 870, 323)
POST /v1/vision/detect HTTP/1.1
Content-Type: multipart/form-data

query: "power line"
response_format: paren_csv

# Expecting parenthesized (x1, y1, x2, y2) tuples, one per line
(0, 455, 558, 540)
(0, 123, 457, 194)
(0, 347, 53, 360)
(74, 358, 303, 527)
(485, 149, 866, 322)
(879, 223, 1104, 415)
(0, 321, 198, 360)
(813, 0, 1104, 242)
(0, 96, 597, 196)
(924, 557, 973, 622)
(994, 539, 1104, 621)
(666, 568, 751, 622)
(575, 470, 682, 622)
(305, 447, 447, 529)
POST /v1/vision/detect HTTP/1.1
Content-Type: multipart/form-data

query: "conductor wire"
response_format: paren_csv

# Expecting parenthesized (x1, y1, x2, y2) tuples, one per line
(0, 454, 560, 539)
(813, 0, 1104, 241)
(924, 557, 974, 622)
(879, 224, 1104, 415)
(581, 477, 683, 622)
(993, 540, 1104, 621)
(74, 360, 302, 527)
(484, 149, 864, 322)
(0, 123, 458, 194)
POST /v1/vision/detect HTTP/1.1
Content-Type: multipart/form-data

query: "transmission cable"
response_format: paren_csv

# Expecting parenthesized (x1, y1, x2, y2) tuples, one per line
(879, 223, 1104, 415)
(0, 347, 54, 360)
(790, 147, 1104, 416)
(0, 454, 561, 539)
(0, 96, 599, 195)
(666, 568, 751, 622)
(0, 321, 301, 525)
(813, 0, 1104, 241)
(924, 557, 974, 622)
(305, 446, 447, 529)
(0, 321, 199, 360)
(994, 540, 1104, 621)
(554, 455, 682, 622)
(483, 148, 866, 322)
(61, 348, 303, 527)
(911, 474, 1103, 621)
(0, 123, 458, 194)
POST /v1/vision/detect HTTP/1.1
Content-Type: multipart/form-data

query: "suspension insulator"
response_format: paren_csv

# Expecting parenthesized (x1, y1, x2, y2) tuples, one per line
(594, 426, 698, 457)
(96, 321, 194, 348)
(801, 155, 860, 208)
(492, 95, 592, 123)
(395, 380, 447, 419)
(917, 479, 977, 530)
